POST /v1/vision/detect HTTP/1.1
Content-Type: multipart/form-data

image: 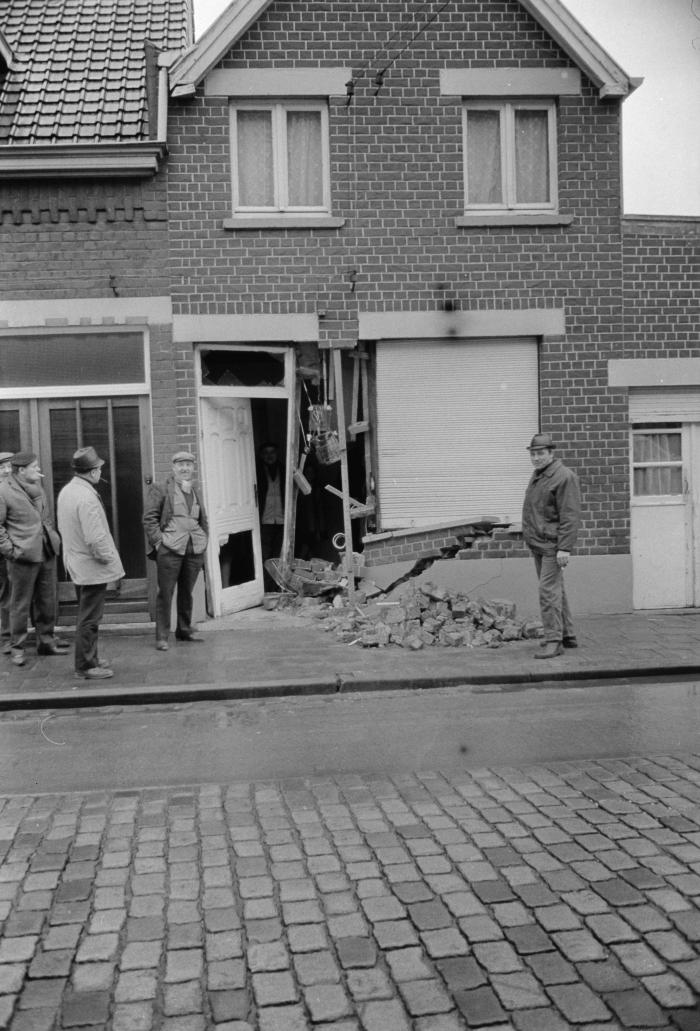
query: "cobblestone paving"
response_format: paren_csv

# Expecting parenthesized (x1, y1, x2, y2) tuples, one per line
(1, 755, 700, 1029)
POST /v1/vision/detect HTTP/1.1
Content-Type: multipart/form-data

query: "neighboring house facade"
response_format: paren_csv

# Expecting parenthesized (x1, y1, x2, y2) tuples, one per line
(1, 0, 698, 623)
(0, 0, 192, 620)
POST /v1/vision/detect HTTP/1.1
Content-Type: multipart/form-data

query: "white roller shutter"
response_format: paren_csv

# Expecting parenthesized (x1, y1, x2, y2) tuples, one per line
(375, 337, 539, 529)
(629, 387, 700, 423)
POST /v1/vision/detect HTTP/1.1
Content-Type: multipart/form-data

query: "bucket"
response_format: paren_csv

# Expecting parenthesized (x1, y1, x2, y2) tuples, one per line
(315, 431, 342, 465)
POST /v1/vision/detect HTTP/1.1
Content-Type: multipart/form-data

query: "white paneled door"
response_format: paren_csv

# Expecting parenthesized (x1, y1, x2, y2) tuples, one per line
(630, 423, 700, 609)
(200, 396, 263, 615)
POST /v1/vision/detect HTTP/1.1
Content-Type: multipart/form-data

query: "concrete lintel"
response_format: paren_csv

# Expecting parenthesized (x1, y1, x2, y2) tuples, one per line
(440, 67, 581, 96)
(358, 308, 565, 341)
(0, 297, 172, 327)
(206, 67, 351, 97)
(173, 313, 318, 343)
(609, 358, 700, 388)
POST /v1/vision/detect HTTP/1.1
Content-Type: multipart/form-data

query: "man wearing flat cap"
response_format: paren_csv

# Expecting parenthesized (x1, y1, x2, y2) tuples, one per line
(0, 451, 67, 667)
(522, 433, 582, 658)
(143, 450, 209, 651)
(57, 446, 125, 680)
(0, 452, 15, 655)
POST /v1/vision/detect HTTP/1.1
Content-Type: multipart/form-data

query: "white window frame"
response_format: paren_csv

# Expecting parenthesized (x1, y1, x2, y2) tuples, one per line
(230, 99, 331, 217)
(462, 98, 558, 213)
(630, 424, 685, 503)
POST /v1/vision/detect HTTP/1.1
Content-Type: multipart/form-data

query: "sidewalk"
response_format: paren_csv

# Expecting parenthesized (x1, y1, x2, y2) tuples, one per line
(1, 606, 700, 710)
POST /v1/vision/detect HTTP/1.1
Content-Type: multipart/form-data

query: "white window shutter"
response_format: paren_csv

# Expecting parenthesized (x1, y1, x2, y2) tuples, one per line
(375, 337, 539, 529)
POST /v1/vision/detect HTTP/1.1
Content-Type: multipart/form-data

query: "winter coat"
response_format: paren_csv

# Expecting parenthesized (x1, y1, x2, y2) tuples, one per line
(0, 475, 61, 563)
(521, 457, 581, 554)
(143, 476, 208, 559)
(56, 476, 125, 585)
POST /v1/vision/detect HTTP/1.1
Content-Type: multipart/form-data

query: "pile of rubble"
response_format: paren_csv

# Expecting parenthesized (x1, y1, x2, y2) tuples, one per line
(315, 582, 543, 649)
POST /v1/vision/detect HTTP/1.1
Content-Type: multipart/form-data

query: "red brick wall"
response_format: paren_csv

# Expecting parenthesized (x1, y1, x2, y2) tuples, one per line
(167, 0, 628, 559)
(622, 216, 700, 359)
(0, 175, 169, 299)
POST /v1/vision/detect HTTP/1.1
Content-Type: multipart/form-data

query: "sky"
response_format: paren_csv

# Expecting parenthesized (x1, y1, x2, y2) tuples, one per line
(192, 0, 700, 217)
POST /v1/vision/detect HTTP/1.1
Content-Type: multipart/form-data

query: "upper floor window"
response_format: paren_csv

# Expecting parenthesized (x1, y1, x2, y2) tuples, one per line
(463, 99, 557, 213)
(231, 100, 330, 216)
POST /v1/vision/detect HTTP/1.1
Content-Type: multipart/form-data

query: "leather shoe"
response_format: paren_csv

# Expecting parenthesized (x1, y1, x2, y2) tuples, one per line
(75, 666, 114, 680)
(37, 643, 71, 655)
(175, 632, 204, 642)
(1, 640, 11, 655)
(535, 642, 563, 659)
(156, 640, 169, 651)
(562, 636, 578, 648)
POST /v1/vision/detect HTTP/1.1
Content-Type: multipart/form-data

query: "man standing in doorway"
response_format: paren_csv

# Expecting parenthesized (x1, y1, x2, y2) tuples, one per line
(522, 433, 581, 659)
(143, 450, 209, 651)
(256, 442, 285, 589)
(0, 452, 15, 655)
(57, 447, 125, 680)
(0, 452, 67, 667)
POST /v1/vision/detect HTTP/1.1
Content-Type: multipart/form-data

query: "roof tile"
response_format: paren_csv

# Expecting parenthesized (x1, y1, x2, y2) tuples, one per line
(0, 0, 192, 144)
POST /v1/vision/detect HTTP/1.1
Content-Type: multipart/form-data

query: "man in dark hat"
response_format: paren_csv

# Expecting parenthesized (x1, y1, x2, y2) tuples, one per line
(57, 447, 125, 680)
(522, 433, 582, 658)
(0, 452, 67, 667)
(0, 452, 14, 654)
(143, 450, 209, 651)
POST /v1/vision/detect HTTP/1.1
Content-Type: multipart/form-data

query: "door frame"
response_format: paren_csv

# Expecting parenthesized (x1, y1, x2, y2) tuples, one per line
(0, 395, 154, 606)
(197, 344, 297, 616)
(629, 421, 696, 609)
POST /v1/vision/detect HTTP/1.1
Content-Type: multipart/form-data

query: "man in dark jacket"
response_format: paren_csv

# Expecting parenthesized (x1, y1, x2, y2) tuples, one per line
(0, 452, 68, 667)
(143, 450, 209, 651)
(521, 433, 581, 659)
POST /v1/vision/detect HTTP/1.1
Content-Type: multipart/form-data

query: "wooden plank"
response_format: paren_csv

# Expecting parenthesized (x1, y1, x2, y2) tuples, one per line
(331, 347, 355, 602)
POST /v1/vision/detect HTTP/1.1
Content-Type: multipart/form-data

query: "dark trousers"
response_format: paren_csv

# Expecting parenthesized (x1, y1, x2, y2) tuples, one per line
(9, 557, 57, 652)
(74, 583, 108, 673)
(532, 551, 574, 644)
(155, 545, 204, 641)
(0, 559, 10, 642)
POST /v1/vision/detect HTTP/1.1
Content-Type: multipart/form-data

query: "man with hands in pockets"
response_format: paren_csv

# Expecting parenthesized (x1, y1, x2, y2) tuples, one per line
(521, 433, 581, 659)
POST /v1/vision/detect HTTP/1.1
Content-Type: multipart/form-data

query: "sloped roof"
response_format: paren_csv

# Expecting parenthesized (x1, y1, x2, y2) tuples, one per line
(0, 0, 192, 145)
(170, 0, 637, 100)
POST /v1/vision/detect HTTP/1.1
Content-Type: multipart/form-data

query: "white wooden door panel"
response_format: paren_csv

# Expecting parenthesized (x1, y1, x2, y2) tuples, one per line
(201, 396, 263, 615)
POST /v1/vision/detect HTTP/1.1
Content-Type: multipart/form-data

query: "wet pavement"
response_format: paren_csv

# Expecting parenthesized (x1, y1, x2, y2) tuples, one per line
(1, 753, 700, 1029)
(1, 606, 700, 710)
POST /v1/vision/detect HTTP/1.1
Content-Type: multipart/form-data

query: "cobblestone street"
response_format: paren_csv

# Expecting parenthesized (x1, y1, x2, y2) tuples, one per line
(1, 753, 700, 1030)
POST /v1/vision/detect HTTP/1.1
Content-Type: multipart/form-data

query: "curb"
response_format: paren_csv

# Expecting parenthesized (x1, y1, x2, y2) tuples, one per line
(1, 664, 699, 711)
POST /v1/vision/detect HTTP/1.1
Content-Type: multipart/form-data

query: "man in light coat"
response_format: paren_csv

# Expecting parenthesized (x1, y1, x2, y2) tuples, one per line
(57, 446, 125, 680)
(0, 451, 67, 667)
(0, 451, 15, 655)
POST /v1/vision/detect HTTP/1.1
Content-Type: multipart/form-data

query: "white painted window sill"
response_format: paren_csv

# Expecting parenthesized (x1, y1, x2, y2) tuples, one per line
(224, 216, 346, 230)
(456, 213, 574, 227)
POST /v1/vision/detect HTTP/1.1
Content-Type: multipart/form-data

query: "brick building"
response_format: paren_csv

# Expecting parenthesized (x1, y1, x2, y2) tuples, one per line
(1, 0, 698, 622)
(0, 0, 191, 620)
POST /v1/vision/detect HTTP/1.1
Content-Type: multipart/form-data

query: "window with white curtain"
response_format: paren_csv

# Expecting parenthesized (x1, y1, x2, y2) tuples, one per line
(231, 100, 330, 215)
(632, 426, 684, 497)
(463, 99, 557, 212)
